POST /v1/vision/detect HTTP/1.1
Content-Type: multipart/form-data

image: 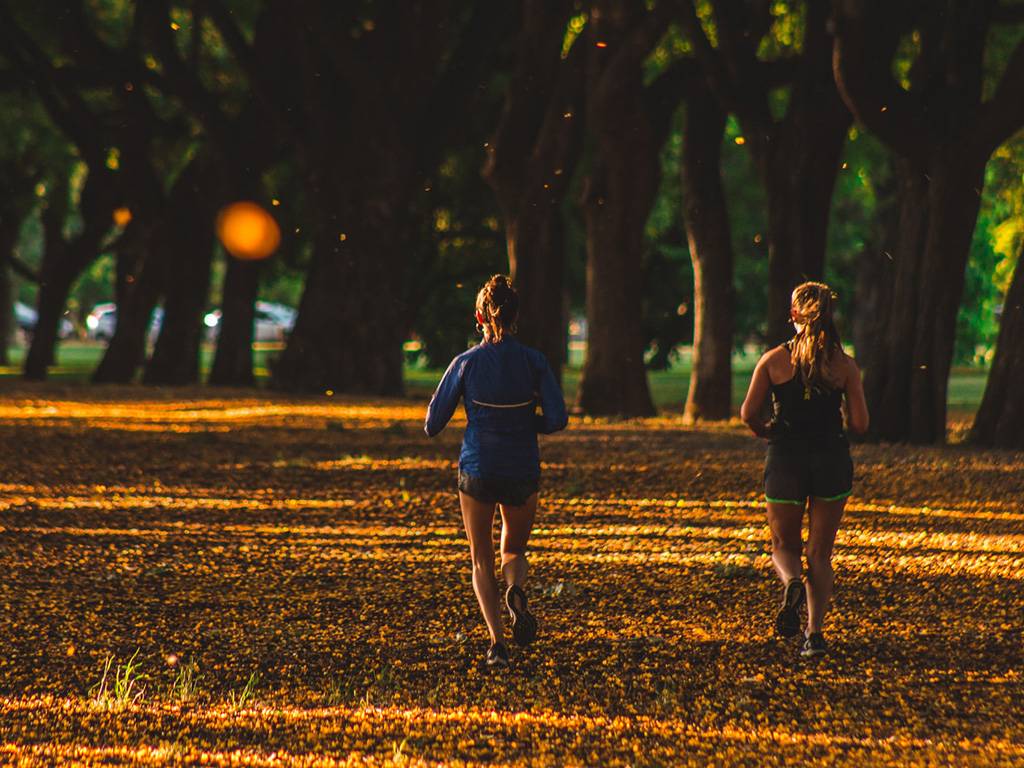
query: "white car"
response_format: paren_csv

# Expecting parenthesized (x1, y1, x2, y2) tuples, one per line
(203, 301, 296, 343)
(86, 303, 117, 341)
(15, 301, 75, 340)
(86, 303, 162, 345)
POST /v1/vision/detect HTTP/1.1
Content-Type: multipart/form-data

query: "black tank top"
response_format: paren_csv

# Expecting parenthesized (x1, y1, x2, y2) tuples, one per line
(768, 345, 845, 445)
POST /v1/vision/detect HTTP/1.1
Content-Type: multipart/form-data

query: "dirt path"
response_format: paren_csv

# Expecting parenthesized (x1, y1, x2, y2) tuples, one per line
(0, 385, 1021, 765)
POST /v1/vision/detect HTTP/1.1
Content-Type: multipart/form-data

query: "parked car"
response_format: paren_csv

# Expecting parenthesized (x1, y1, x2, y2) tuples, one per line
(85, 303, 117, 341)
(203, 301, 296, 343)
(15, 301, 75, 340)
(86, 303, 162, 345)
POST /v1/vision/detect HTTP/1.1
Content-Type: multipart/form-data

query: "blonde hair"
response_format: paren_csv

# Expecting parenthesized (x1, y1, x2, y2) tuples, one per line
(476, 274, 519, 342)
(790, 281, 843, 391)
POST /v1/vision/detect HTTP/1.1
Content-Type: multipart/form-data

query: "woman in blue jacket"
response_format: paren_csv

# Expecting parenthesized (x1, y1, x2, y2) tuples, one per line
(425, 275, 568, 668)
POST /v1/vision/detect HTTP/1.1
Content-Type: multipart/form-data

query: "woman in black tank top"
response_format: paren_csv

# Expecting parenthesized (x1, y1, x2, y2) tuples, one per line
(741, 282, 869, 658)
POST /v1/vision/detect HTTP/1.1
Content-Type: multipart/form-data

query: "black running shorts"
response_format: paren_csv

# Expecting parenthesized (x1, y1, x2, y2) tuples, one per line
(764, 438, 853, 504)
(458, 471, 539, 507)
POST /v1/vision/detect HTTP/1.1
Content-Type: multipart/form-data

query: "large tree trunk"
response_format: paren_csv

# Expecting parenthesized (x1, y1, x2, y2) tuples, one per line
(24, 175, 74, 380)
(275, 217, 406, 395)
(578, 158, 658, 417)
(760, 88, 850, 347)
(0, 181, 36, 366)
(274, 126, 411, 395)
(92, 241, 161, 384)
(209, 258, 260, 387)
(830, 0, 1023, 444)
(852, 158, 899, 362)
(906, 158, 985, 443)
(866, 156, 984, 443)
(0, 260, 10, 366)
(575, 1, 671, 417)
(971, 243, 1024, 447)
(24, 269, 75, 380)
(862, 160, 929, 440)
(682, 88, 734, 423)
(144, 160, 217, 386)
(0, 223, 17, 366)
(482, 0, 585, 380)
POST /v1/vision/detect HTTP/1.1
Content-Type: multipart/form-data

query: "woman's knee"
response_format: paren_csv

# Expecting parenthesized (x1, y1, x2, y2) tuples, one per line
(805, 546, 833, 575)
(771, 536, 802, 557)
(468, 544, 494, 570)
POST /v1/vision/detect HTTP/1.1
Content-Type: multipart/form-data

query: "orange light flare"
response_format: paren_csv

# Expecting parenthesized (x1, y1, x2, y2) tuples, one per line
(215, 201, 282, 261)
(112, 207, 132, 227)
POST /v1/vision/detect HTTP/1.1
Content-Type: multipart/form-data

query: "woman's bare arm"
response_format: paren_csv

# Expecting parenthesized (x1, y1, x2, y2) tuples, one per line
(740, 354, 774, 438)
(843, 355, 870, 435)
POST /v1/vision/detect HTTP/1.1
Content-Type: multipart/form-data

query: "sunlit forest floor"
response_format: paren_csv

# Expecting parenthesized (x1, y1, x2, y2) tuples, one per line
(1, 384, 1021, 766)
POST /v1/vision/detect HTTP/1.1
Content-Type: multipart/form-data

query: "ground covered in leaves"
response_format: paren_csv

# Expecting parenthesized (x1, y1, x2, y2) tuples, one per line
(0, 383, 1021, 766)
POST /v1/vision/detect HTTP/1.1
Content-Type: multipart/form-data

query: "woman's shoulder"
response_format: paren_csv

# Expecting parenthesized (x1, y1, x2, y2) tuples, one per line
(758, 344, 792, 377)
(831, 347, 860, 382)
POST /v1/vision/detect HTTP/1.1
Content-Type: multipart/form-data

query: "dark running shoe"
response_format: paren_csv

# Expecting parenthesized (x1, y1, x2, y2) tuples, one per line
(486, 642, 509, 668)
(801, 632, 828, 658)
(775, 579, 806, 638)
(505, 584, 538, 647)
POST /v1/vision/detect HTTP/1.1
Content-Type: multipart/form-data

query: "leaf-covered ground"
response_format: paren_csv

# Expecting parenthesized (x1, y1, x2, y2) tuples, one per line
(0, 384, 1021, 766)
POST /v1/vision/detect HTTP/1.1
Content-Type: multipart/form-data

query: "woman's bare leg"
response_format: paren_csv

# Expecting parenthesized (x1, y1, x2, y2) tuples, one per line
(805, 497, 846, 634)
(766, 502, 805, 584)
(499, 493, 537, 589)
(459, 491, 503, 645)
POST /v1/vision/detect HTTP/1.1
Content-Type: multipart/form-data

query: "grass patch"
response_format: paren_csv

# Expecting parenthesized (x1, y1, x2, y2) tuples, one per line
(90, 650, 146, 710)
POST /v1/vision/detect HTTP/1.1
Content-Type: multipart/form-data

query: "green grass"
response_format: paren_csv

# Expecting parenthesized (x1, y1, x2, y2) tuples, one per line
(90, 649, 147, 711)
(3, 342, 991, 414)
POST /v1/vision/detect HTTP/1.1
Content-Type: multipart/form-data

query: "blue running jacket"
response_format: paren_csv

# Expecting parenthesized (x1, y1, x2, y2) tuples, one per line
(424, 337, 568, 478)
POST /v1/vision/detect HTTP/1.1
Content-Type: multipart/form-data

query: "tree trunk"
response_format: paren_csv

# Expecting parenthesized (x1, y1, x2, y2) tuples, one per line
(144, 160, 217, 386)
(275, 219, 406, 395)
(142, 236, 214, 385)
(866, 155, 984, 443)
(760, 96, 850, 346)
(509, 198, 570, 378)
(862, 160, 929, 440)
(852, 158, 898, 362)
(577, 160, 658, 417)
(24, 175, 73, 380)
(92, 244, 161, 384)
(274, 129, 411, 395)
(482, 0, 585, 381)
(209, 257, 260, 387)
(682, 89, 734, 422)
(24, 268, 75, 379)
(906, 158, 985, 443)
(971, 243, 1024, 447)
(575, 1, 670, 417)
(0, 224, 16, 366)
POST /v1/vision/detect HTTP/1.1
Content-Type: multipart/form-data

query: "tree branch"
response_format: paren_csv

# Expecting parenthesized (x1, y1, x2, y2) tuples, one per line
(971, 35, 1024, 157)
(482, 0, 574, 203)
(831, 0, 931, 164)
(139, 0, 233, 149)
(0, 2, 108, 166)
(420, 0, 516, 176)
(993, 2, 1024, 23)
(9, 255, 39, 283)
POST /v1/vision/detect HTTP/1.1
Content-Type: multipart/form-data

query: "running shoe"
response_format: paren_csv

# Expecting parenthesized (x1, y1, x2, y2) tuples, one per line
(486, 642, 509, 668)
(774, 578, 806, 638)
(801, 632, 827, 658)
(505, 584, 538, 647)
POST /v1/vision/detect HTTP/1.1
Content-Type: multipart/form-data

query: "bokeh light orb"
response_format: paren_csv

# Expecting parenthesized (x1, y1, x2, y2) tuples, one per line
(216, 201, 281, 260)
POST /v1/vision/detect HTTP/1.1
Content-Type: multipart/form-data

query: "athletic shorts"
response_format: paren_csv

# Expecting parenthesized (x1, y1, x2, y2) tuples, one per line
(458, 471, 538, 507)
(764, 438, 853, 504)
